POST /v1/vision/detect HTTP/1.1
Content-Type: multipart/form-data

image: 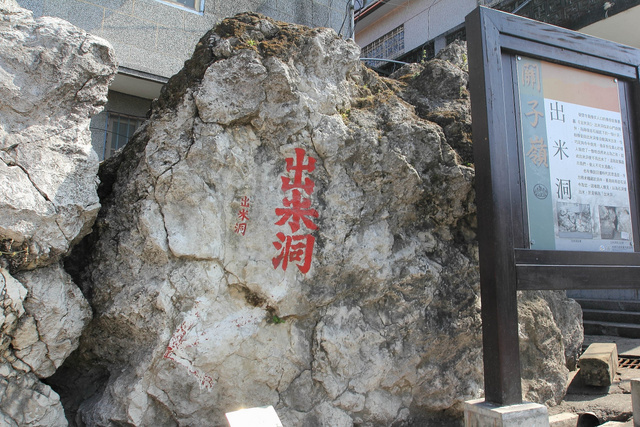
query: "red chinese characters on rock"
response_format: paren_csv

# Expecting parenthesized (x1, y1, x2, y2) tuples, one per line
(275, 189, 318, 233)
(163, 301, 215, 390)
(273, 148, 317, 274)
(234, 196, 251, 236)
(272, 232, 315, 273)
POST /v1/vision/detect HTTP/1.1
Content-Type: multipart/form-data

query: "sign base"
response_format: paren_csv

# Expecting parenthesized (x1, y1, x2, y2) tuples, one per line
(464, 398, 549, 427)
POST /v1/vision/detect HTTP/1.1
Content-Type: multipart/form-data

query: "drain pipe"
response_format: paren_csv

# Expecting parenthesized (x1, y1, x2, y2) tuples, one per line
(360, 58, 409, 65)
(351, 0, 355, 39)
(576, 412, 600, 427)
(512, 0, 533, 14)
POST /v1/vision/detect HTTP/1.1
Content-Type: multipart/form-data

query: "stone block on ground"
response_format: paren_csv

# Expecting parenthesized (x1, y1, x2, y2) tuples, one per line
(549, 412, 578, 427)
(464, 399, 549, 427)
(632, 378, 640, 427)
(579, 343, 618, 387)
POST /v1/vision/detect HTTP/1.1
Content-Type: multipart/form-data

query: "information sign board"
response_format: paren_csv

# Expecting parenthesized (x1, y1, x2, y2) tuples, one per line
(517, 58, 634, 252)
(466, 6, 640, 406)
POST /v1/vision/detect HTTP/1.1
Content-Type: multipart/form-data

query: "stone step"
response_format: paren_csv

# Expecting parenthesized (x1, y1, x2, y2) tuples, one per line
(548, 412, 578, 426)
(582, 308, 640, 325)
(583, 320, 640, 339)
(575, 298, 640, 312)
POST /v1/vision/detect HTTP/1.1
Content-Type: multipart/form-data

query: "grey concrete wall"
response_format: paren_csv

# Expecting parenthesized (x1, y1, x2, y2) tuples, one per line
(17, 0, 352, 79)
(17, 0, 351, 160)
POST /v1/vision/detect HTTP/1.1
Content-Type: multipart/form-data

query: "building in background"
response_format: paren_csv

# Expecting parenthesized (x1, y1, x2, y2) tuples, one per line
(17, 0, 355, 159)
(355, 0, 496, 72)
(355, 0, 640, 74)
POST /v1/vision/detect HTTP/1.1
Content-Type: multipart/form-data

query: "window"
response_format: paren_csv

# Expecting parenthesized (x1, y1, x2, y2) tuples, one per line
(155, 0, 204, 13)
(361, 24, 405, 68)
(103, 113, 144, 160)
(445, 26, 467, 45)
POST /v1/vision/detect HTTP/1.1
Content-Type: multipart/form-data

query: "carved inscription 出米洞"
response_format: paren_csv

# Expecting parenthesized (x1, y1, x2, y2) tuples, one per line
(272, 148, 318, 274)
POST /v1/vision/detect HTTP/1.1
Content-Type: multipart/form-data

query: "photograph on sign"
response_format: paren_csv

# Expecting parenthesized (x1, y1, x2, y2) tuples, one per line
(517, 57, 634, 252)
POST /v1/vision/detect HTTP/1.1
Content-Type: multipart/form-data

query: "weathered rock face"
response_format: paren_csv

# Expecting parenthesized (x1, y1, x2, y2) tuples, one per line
(46, 14, 583, 426)
(392, 43, 472, 165)
(396, 43, 584, 408)
(0, 1, 116, 425)
(518, 291, 582, 406)
(0, 1, 115, 268)
(541, 290, 584, 372)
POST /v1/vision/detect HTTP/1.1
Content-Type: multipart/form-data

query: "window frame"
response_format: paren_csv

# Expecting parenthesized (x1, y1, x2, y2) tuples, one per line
(361, 24, 405, 67)
(154, 0, 204, 14)
(103, 112, 145, 160)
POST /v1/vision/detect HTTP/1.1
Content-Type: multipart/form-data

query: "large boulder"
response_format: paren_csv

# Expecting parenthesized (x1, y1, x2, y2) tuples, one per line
(0, 1, 116, 425)
(0, 0, 115, 268)
(51, 13, 581, 427)
(0, 265, 91, 427)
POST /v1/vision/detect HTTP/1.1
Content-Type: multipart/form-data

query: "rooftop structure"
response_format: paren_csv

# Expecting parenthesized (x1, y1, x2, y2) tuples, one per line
(354, 0, 640, 74)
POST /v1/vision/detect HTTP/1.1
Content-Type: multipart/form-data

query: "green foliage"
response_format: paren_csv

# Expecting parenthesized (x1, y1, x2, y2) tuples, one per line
(0, 239, 30, 272)
(266, 306, 285, 325)
(271, 315, 285, 324)
(420, 48, 428, 64)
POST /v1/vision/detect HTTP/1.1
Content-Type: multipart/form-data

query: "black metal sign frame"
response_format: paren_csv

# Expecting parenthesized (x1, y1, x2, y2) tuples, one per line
(466, 6, 640, 405)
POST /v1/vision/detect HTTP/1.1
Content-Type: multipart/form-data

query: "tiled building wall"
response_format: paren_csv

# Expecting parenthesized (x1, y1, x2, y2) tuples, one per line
(17, 0, 352, 79)
(16, 0, 353, 159)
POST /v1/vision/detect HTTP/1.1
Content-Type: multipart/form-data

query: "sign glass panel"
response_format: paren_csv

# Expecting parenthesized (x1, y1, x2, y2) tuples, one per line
(517, 57, 634, 252)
